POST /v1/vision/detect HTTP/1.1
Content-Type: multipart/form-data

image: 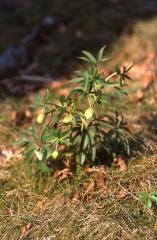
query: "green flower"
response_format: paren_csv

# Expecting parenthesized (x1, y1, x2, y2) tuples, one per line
(37, 112, 45, 124)
(51, 150, 59, 159)
(84, 107, 94, 119)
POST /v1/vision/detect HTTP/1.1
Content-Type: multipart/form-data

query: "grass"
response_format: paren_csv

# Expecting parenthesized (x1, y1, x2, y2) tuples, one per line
(0, 84, 157, 239)
(0, 149, 157, 239)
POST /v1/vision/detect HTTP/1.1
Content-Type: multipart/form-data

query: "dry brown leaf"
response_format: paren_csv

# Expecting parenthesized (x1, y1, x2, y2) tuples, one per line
(11, 111, 17, 122)
(49, 80, 67, 89)
(25, 110, 32, 119)
(11, 109, 32, 125)
(142, 74, 154, 89)
(85, 167, 96, 174)
(0, 149, 14, 163)
(118, 190, 128, 199)
(72, 189, 82, 204)
(58, 88, 69, 96)
(135, 90, 144, 102)
(85, 166, 106, 191)
(20, 222, 32, 240)
(54, 168, 72, 182)
(35, 198, 48, 210)
(114, 157, 128, 172)
(86, 178, 95, 192)
(97, 165, 106, 191)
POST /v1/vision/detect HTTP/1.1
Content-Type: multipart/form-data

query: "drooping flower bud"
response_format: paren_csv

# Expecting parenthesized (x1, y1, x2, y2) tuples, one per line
(63, 114, 73, 123)
(51, 150, 59, 159)
(37, 112, 45, 124)
(35, 150, 43, 161)
(84, 107, 94, 119)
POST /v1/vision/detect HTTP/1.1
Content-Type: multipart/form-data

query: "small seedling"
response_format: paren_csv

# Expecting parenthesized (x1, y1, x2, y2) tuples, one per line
(139, 192, 157, 209)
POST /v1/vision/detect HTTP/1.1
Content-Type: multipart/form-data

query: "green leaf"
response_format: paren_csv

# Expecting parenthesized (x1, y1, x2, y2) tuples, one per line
(32, 124, 38, 140)
(14, 139, 31, 146)
(72, 134, 81, 145)
(119, 89, 128, 95)
(60, 95, 66, 106)
(44, 88, 50, 102)
(116, 65, 121, 75)
(69, 78, 83, 83)
(41, 124, 48, 142)
(146, 198, 152, 209)
(53, 111, 60, 123)
(82, 51, 96, 64)
(80, 151, 86, 166)
(83, 133, 89, 150)
(88, 130, 96, 161)
(149, 193, 157, 203)
(26, 147, 36, 164)
(106, 83, 120, 87)
(97, 45, 106, 61)
(139, 192, 148, 202)
(37, 161, 51, 175)
(32, 95, 42, 108)
(101, 57, 110, 62)
(78, 57, 91, 63)
(125, 62, 133, 72)
(69, 88, 84, 95)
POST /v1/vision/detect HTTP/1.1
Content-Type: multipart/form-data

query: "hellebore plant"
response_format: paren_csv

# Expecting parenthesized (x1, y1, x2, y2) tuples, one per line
(20, 46, 133, 174)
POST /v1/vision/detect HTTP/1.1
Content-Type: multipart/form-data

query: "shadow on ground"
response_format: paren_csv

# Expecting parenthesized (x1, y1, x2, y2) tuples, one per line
(0, 0, 157, 96)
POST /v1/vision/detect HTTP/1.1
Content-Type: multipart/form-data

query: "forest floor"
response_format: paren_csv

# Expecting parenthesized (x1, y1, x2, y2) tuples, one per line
(0, 1, 157, 239)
